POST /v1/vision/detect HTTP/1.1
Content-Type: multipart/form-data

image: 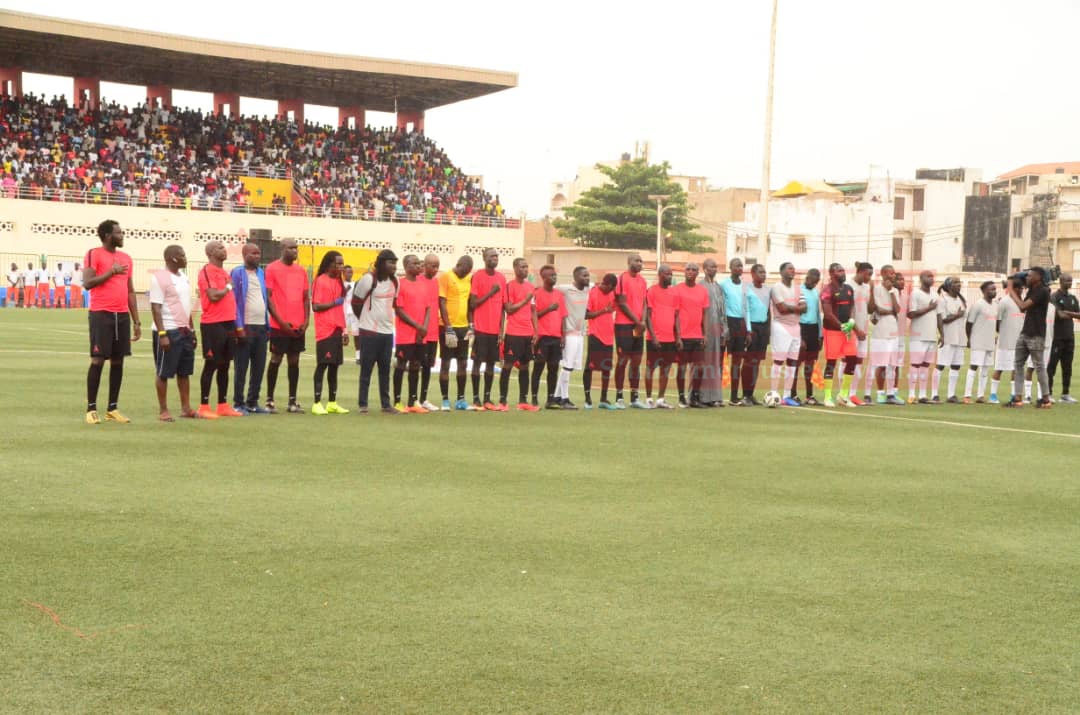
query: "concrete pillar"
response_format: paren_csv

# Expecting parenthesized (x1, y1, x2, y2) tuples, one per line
(396, 110, 425, 133)
(73, 76, 100, 109)
(277, 99, 304, 128)
(0, 66, 22, 98)
(146, 84, 172, 109)
(338, 105, 365, 129)
(213, 92, 240, 117)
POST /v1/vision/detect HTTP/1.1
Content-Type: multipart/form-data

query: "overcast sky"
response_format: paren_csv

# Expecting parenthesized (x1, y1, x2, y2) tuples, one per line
(7, 0, 1080, 217)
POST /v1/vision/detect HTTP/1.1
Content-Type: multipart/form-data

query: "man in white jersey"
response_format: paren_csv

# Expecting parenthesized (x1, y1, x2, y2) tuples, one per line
(555, 266, 590, 409)
(7, 262, 21, 307)
(964, 281, 997, 403)
(342, 265, 361, 364)
(906, 271, 939, 404)
(53, 263, 70, 309)
(849, 261, 873, 404)
(769, 262, 804, 407)
(991, 277, 1024, 404)
(935, 278, 967, 403)
(868, 264, 903, 405)
(890, 272, 909, 396)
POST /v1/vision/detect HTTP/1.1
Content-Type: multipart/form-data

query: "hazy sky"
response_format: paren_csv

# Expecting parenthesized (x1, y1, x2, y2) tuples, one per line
(7, 0, 1080, 217)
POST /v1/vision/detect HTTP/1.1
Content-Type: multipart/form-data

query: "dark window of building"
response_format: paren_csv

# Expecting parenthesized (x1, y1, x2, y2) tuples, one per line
(912, 238, 923, 261)
(791, 236, 806, 254)
(892, 238, 903, 260)
(1013, 217, 1023, 238)
(913, 188, 925, 211)
(894, 196, 905, 220)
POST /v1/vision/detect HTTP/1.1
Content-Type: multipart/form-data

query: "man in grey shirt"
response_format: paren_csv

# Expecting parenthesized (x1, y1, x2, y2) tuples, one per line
(231, 243, 271, 414)
(555, 266, 591, 409)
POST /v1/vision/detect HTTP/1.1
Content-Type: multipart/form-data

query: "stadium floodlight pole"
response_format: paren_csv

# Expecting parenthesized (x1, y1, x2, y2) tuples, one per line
(758, 0, 779, 268)
(648, 194, 673, 267)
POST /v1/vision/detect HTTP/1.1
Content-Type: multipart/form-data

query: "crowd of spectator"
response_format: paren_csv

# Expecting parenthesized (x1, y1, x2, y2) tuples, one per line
(0, 93, 512, 226)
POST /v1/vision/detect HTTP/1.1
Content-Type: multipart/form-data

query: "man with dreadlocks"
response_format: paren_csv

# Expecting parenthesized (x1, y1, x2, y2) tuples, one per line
(310, 251, 350, 415)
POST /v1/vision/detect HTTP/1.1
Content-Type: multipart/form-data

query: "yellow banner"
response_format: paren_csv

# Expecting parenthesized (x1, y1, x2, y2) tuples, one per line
(297, 247, 380, 276)
(239, 177, 294, 208)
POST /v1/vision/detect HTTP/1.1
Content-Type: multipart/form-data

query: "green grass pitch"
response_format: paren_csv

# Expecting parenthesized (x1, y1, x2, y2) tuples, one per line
(2, 309, 1079, 712)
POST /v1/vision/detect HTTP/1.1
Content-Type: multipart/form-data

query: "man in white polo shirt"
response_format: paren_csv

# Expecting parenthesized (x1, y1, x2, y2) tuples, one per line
(150, 245, 197, 421)
(906, 271, 939, 404)
(555, 266, 590, 409)
(869, 265, 903, 405)
(963, 281, 997, 404)
(935, 278, 967, 403)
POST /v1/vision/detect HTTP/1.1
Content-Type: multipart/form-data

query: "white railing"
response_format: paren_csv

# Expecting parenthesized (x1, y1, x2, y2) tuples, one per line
(0, 184, 522, 229)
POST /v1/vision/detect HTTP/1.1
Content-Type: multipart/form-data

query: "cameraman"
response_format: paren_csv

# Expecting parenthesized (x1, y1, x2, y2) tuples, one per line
(1049, 274, 1080, 403)
(1005, 267, 1051, 408)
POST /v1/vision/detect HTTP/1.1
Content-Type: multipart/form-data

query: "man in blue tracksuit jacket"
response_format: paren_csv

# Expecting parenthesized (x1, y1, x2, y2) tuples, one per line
(231, 243, 271, 413)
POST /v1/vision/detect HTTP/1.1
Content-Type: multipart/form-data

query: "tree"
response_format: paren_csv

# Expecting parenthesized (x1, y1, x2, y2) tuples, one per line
(553, 159, 711, 252)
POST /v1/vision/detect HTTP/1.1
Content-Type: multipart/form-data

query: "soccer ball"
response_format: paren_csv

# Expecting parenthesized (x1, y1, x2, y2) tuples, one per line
(763, 391, 783, 408)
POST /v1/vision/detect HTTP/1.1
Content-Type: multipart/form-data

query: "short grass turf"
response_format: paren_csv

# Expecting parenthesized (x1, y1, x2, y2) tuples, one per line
(2, 308, 1079, 713)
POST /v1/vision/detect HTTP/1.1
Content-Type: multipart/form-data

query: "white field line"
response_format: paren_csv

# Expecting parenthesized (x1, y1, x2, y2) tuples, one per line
(800, 404, 1080, 440)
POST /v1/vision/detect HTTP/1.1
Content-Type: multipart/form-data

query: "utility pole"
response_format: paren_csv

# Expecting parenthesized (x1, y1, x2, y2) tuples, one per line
(758, 0, 779, 269)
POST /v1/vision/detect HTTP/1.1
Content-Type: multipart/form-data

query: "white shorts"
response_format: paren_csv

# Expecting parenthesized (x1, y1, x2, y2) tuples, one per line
(560, 334, 584, 371)
(890, 337, 905, 368)
(870, 337, 898, 367)
(969, 349, 993, 368)
(937, 344, 965, 367)
(770, 321, 800, 361)
(909, 339, 937, 366)
(346, 314, 361, 336)
(995, 348, 1016, 372)
(855, 337, 868, 359)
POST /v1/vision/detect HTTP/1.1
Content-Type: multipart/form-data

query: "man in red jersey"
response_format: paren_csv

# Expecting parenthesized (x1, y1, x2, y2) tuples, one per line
(644, 265, 678, 409)
(468, 248, 506, 410)
(584, 273, 618, 409)
(418, 255, 442, 411)
(614, 253, 648, 408)
(674, 262, 710, 407)
(531, 265, 568, 409)
(500, 258, 537, 411)
(82, 219, 141, 424)
(393, 255, 432, 413)
(197, 240, 243, 419)
(309, 251, 350, 415)
(264, 238, 310, 413)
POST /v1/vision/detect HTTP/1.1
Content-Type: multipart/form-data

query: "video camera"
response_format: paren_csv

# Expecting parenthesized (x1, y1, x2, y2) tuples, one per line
(1009, 265, 1062, 286)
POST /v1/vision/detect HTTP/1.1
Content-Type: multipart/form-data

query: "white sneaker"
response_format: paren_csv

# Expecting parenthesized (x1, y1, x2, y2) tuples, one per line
(421, 400, 439, 412)
(654, 398, 674, 409)
(1060, 394, 1078, 404)
(645, 398, 655, 409)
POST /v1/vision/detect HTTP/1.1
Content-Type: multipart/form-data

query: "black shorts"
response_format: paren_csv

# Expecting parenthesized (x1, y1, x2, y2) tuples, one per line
(88, 311, 131, 359)
(316, 333, 344, 365)
(424, 341, 438, 368)
(153, 329, 195, 379)
(395, 342, 424, 364)
(534, 335, 562, 364)
(800, 323, 821, 356)
(440, 327, 470, 363)
(647, 341, 678, 370)
(503, 335, 533, 364)
(615, 324, 644, 354)
(726, 317, 748, 355)
(471, 331, 500, 365)
(587, 335, 614, 371)
(269, 329, 306, 355)
(748, 322, 770, 354)
(679, 338, 705, 365)
(201, 321, 238, 363)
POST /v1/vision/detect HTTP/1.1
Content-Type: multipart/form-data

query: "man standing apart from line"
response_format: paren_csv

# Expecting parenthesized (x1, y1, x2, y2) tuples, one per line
(675, 262, 710, 407)
(1048, 273, 1079, 403)
(83, 219, 140, 424)
(393, 255, 432, 413)
(849, 261, 872, 405)
(720, 258, 749, 406)
(963, 281, 997, 404)
(500, 258, 537, 411)
(820, 262, 858, 407)
(742, 263, 771, 406)
(439, 255, 473, 410)
(583, 273, 618, 409)
(769, 261, 804, 407)
(906, 271, 939, 404)
(36, 259, 51, 308)
(699, 258, 727, 406)
(532, 265, 569, 409)
(792, 268, 823, 405)
(1005, 267, 1052, 408)
(614, 253, 648, 409)
(418, 254, 442, 411)
(150, 245, 197, 421)
(53, 263, 69, 309)
(309, 251, 350, 415)
(468, 248, 506, 410)
(555, 266, 590, 409)
(643, 265, 678, 408)
(231, 243, 270, 414)
(264, 238, 309, 414)
(6, 263, 20, 308)
(196, 241, 244, 419)
(935, 277, 967, 403)
(868, 264, 904, 405)
(22, 262, 35, 309)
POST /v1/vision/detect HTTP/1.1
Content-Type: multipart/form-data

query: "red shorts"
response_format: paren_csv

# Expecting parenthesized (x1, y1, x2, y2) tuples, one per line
(823, 329, 857, 361)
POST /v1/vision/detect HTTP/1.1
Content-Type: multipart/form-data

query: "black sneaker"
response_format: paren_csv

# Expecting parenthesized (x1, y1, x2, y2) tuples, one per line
(545, 399, 563, 410)
(804, 396, 820, 406)
(918, 398, 931, 405)
(561, 398, 578, 410)
(931, 395, 941, 404)
(1003, 398, 1023, 408)
(743, 396, 762, 407)
(946, 396, 959, 404)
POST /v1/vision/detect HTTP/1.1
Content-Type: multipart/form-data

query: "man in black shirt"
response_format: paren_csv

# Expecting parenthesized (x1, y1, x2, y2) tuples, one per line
(1006, 267, 1051, 408)
(1049, 274, 1080, 403)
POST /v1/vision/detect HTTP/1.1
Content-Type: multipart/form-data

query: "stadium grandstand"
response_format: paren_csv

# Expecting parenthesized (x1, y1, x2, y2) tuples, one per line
(0, 10, 521, 285)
